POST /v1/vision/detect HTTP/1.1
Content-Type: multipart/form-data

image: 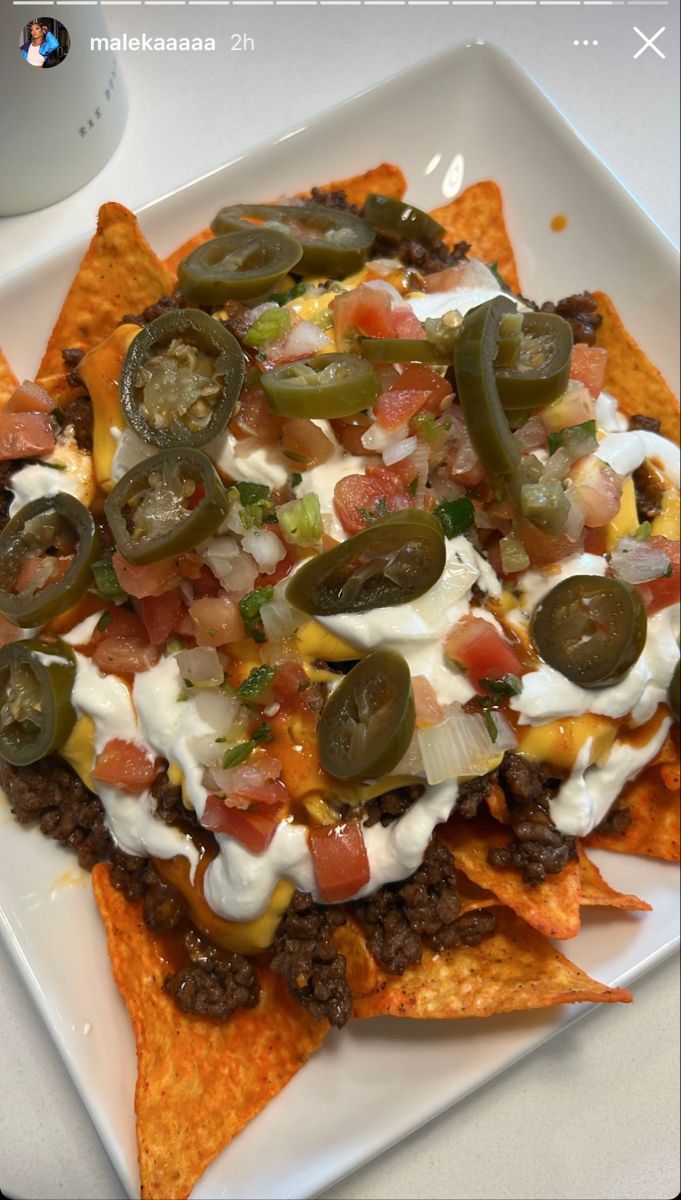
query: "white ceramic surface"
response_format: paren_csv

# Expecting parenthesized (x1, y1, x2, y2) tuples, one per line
(0, 41, 678, 1200)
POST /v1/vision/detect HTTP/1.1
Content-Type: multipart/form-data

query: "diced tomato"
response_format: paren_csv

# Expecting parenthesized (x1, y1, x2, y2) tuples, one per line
(638, 537, 680, 615)
(274, 660, 309, 702)
(185, 483, 206, 511)
(112, 552, 180, 599)
(308, 819, 370, 903)
(189, 595, 244, 646)
(332, 283, 396, 343)
(201, 796, 280, 853)
(5, 380, 55, 414)
(190, 565, 222, 598)
(91, 606, 146, 644)
(92, 636, 161, 675)
(218, 755, 289, 807)
(570, 344, 607, 399)
(93, 738, 158, 793)
(583, 526, 607, 555)
(391, 305, 427, 340)
(230, 387, 282, 445)
(334, 466, 408, 535)
(331, 415, 376, 458)
(570, 455, 622, 528)
(516, 517, 583, 566)
(281, 417, 335, 469)
(375, 389, 431, 431)
(412, 676, 444, 728)
(139, 588, 186, 644)
(398, 364, 452, 410)
(445, 615, 525, 692)
(0, 615, 23, 648)
(0, 412, 55, 461)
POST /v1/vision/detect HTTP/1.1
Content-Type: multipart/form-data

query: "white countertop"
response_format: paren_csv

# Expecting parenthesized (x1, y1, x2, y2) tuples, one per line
(0, 6, 679, 1199)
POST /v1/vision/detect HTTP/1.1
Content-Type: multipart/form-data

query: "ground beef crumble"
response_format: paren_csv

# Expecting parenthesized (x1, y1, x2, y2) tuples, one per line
(151, 771, 200, 831)
(121, 290, 189, 327)
(0, 758, 261, 1019)
(540, 291, 602, 346)
(62, 393, 93, 452)
(164, 929, 260, 1021)
(363, 784, 423, 828)
(633, 459, 666, 522)
(269, 890, 352, 1027)
(629, 413, 662, 435)
(457, 770, 498, 821)
(353, 840, 496, 975)
(488, 754, 576, 885)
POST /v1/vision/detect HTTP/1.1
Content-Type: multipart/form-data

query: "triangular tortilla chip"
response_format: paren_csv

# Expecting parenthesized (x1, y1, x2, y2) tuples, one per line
(439, 814, 581, 940)
(585, 761, 680, 862)
(577, 845, 651, 911)
(36, 203, 173, 405)
(353, 906, 631, 1020)
(334, 915, 380, 1000)
(92, 865, 327, 1200)
(164, 162, 407, 276)
(0, 346, 19, 408)
(593, 291, 680, 444)
(430, 181, 521, 294)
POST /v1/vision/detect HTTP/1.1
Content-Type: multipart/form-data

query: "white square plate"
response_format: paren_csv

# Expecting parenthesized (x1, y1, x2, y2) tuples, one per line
(0, 41, 679, 1200)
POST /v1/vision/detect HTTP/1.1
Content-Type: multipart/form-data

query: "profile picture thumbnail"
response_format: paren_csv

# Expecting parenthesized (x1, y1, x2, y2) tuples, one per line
(20, 18, 70, 69)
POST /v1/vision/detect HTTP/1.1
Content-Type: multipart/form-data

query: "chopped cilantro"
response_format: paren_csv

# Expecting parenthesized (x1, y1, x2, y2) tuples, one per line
(633, 521, 652, 541)
(482, 708, 498, 743)
(434, 497, 475, 539)
(95, 610, 113, 633)
(238, 664, 276, 703)
(547, 420, 597, 457)
(290, 472, 303, 489)
(92, 555, 127, 601)
(357, 496, 390, 524)
(235, 481, 270, 506)
(270, 281, 309, 306)
(283, 449, 308, 464)
(480, 674, 522, 698)
(221, 722, 273, 769)
(239, 585, 274, 643)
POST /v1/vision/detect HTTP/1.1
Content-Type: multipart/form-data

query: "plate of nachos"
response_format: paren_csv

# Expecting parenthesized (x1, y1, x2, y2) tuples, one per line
(0, 42, 678, 1200)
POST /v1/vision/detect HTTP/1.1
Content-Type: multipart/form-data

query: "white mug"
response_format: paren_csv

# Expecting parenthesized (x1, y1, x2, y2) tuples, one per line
(0, 9, 127, 216)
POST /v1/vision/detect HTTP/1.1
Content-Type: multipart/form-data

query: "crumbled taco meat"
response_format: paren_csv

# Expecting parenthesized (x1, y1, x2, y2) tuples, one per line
(595, 794, 633, 837)
(151, 770, 200, 831)
(63, 393, 94, 452)
(122, 290, 188, 328)
(633, 459, 666, 521)
(353, 839, 496, 975)
(457, 770, 498, 821)
(164, 929, 260, 1021)
(540, 291, 602, 346)
(363, 784, 423, 828)
(488, 753, 577, 885)
(269, 890, 352, 1028)
(629, 413, 662, 435)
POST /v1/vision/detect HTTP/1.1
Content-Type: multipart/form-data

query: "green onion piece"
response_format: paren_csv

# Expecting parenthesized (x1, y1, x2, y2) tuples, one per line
(480, 674, 523, 698)
(221, 722, 273, 769)
(633, 521, 652, 541)
(239, 586, 274, 643)
(277, 493, 323, 546)
(547, 419, 597, 458)
(482, 708, 499, 742)
(243, 307, 292, 349)
(499, 533, 530, 574)
(520, 482, 570, 535)
(92, 555, 127, 601)
(238, 664, 276, 702)
(434, 497, 475, 539)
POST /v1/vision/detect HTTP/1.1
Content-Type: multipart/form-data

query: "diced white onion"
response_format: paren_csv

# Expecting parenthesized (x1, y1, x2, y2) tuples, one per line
(276, 320, 330, 360)
(194, 688, 240, 733)
(241, 529, 286, 574)
(488, 711, 518, 752)
(409, 440, 430, 508)
(611, 537, 671, 584)
(382, 435, 418, 466)
(176, 646, 224, 687)
(540, 447, 571, 483)
(201, 536, 258, 592)
(261, 593, 302, 641)
(361, 422, 408, 452)
(417, 711, 501, 785)
(189, 733, 226, 768)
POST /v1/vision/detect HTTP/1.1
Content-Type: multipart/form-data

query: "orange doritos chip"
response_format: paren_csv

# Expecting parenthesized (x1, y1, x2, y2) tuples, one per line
(334, 916, 381, 999)
(92, 865, 327, 1200)
(577, 845, 652, 911)
(305, 162, 406, 207)
(0, 346, 19, 409)
(164, 162, 407, 276)
(353, 906, 631, 1020)
(593, 291, 680, 444)
(439, 816, 581, 940)
(430, 181, 521, 294)
(585, 762, 680, 862)
(36, 203, 173, 405)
